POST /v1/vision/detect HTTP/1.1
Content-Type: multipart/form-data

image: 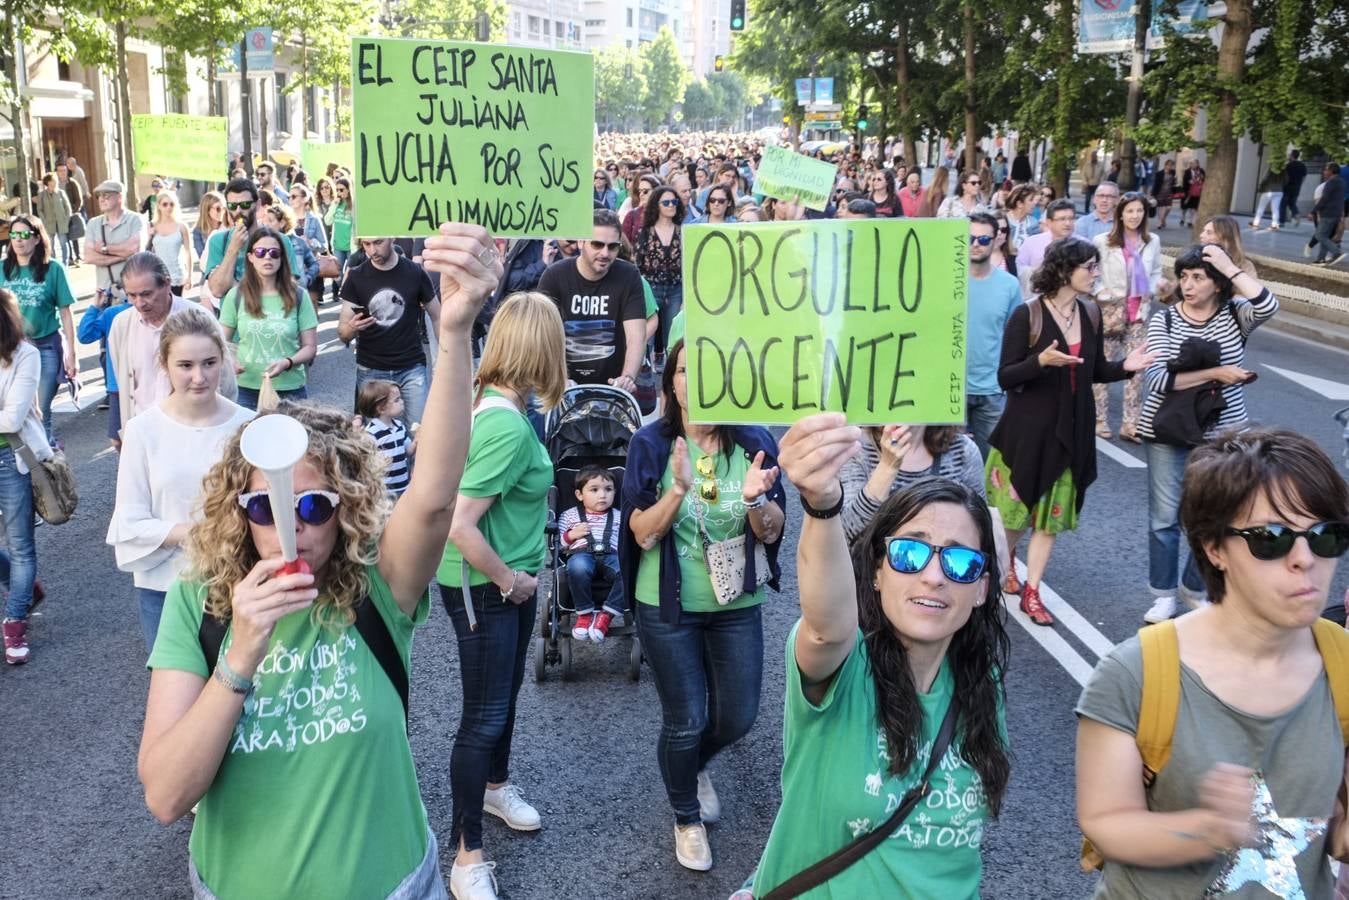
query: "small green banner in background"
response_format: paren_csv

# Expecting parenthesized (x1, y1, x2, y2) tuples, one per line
(349, 37, 595, 238)
(682, 219, 969, 426)
(753, 145, 839, 212)
(132, 114, 228, 183)
(300, 141, 355, 175)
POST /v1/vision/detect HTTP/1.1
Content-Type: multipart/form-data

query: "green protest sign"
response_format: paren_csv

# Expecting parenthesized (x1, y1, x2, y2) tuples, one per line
(131, 114, 227, 182)
(682, 219, 969, 426)
(300, 140, 355, 174)
(753, 145, 838, 211)
(349, 37, 595, 238)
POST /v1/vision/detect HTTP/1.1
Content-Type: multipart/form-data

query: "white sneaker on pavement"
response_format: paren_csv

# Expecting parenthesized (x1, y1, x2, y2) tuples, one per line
(450, 860, 499, 900)
(483, 783, 541, 831)
(1143, 595, 1179, 624)
(674, 822, 713, 871)
(697, 770, 721, 824)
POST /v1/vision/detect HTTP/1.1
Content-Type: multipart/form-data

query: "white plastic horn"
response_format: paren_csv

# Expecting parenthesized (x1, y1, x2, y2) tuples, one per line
(239, 415, 310, 566)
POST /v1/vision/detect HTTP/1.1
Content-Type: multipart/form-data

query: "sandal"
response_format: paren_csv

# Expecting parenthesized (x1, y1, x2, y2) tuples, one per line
(1020, 584, 1054, 626)
(1002, 553, 1022, 595)
(1095, 425, 1112, 440)
(1119, 428, 1142, 444)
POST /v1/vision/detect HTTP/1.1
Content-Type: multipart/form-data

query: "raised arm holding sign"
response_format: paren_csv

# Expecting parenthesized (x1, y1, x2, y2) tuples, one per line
(753, 145, 839, 212)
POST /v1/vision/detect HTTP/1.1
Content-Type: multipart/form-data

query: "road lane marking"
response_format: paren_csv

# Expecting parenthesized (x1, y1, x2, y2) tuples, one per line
(1031, 573, 1116, 659)
(1002, 593, 1096, 686)
(1263, 365, 1349, 400)
(1003, 561, 1119, 686)
(1096, 437, 1146, 469)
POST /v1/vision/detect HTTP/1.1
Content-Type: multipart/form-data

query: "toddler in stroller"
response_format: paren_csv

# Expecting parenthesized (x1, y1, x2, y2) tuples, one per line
(558, 465, 624, 641)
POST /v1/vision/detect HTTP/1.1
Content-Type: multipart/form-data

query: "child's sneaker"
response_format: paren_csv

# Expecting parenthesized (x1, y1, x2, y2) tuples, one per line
(572, 612, 594, 641)
(590, 610, 615, 643)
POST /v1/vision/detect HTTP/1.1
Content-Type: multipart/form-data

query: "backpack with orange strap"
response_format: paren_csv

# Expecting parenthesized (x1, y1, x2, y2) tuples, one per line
(1080, 617, 1349, 871)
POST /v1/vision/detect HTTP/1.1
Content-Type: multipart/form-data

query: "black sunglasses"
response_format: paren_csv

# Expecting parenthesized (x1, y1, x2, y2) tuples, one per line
(238, 489, 341, 527)
(886, 538, 987, 584)
(1224, 522, 1349, 561)
(969, 235, 994, 246)
(226, 200, 255, 212)
(588, 240, 621, 252)
(251, 247, 282, 259)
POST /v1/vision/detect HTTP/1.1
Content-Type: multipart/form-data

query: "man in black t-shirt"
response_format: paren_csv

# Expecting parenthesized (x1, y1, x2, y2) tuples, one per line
(537, 209, 647, 389)
(338, 237, 439, 424)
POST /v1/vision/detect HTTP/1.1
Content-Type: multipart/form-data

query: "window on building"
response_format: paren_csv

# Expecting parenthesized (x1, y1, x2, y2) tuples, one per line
(555, 20, 564, 37)
(513, 12, 522, 35)
(57, 60, 71, 80)
(308, 86, 320, 136)
(626, 39, 633, 48)
(626, 7, 634, 26)
(528, 15, 541, 35)
(275, 72, 289, 133)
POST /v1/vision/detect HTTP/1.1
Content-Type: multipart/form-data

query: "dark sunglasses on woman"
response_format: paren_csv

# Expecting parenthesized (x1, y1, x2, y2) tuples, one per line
(251, 247, 282, 260)
(238, 489, 342, 527)
(886, 537, 988, 583)
(1224, 522, 1349, 560)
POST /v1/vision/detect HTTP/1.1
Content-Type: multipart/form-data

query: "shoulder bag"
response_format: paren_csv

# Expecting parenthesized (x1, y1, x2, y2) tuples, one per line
(4, 430, 78, 525)
(762, 702, 960, 900)
(695, 496, 769, 607)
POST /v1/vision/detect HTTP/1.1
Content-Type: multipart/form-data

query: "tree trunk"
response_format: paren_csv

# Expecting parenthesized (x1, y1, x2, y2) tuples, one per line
(1195, 0, 1252, 236)
(2, 0, 33, 215)
(896, 18, 917, 166)
(115, 21, 138, 209)
(207, 57, 218, 116)
(962, 0, 977, 172)
(1118, 0, 1150, 191)
(1047, 0, 1074, 198)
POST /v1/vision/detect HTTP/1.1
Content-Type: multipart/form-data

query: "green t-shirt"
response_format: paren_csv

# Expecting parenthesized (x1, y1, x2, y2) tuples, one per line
(635, 436, 764, 613)
(436, 390, 552, 587)
(0, 261, 75, 339)
(641, 276, 658, 318)
(668, 308, 685, 352)
(219, 289, 318, 391)
(752, 623, 1002, 899)
(147, 565, 431, 900)
(331, 204, 353, 253)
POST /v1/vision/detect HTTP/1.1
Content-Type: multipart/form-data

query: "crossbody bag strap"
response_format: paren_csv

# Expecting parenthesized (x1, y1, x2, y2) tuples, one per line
(761, 701, 961, 900)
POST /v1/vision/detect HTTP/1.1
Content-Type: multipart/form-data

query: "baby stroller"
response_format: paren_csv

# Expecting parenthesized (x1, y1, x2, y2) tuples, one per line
(535, 384, 645, 682)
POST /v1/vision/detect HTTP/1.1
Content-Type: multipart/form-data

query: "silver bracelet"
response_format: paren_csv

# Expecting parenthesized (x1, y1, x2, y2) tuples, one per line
(742, 494, 768, 510)
(214, 655, 253, 695)
(500, 569, 521, 602)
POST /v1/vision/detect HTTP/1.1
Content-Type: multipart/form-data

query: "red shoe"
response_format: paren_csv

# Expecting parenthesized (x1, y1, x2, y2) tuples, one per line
(1002, 554, 1022, 595)
(571, 612, 594, 641)
(590, 610, 615, 643)
(4, 618, 30, 665)
(1020, 585, 1054, 626)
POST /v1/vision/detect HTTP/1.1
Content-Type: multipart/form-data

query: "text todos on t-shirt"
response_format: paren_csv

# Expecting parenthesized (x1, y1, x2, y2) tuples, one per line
(682, 219, 970, 426)
(351, 37, 595, 239)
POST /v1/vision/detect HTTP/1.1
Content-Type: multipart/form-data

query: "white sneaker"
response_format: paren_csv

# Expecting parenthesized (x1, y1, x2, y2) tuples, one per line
(1304, 243, 1314, 258)
(697, 770, 721, 824)
(674, 822, 713, 871)
(1143, 595, 1179, 624)
(483, 783, 541, 831)
(450, 860, 498, 900)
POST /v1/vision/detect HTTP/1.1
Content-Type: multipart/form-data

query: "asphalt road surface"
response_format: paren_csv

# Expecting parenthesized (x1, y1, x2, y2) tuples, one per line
(4, 300, 1348, 900)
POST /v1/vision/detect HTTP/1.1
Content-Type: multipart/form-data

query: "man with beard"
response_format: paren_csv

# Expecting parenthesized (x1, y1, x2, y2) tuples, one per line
(338, 237, 439, 425)
(204, 178, 299, 298)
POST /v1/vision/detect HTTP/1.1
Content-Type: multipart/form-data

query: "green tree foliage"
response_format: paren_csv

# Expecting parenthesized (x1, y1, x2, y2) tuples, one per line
(640, 26, 689, 130)
(595, 44, 648, 131)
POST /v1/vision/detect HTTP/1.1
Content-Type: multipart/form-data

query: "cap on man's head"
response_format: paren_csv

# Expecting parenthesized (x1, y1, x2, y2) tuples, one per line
(94, 180, 125, 195)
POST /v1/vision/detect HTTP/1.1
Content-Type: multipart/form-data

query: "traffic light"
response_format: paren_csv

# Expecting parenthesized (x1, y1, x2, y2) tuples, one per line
(714, 55, 725, 72)
(474, 10, 491, 41)
(857, 104, 869, 131)
(729, 0, 746, 31)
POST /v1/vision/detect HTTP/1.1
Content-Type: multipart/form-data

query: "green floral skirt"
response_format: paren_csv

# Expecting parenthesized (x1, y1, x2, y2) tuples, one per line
(985, 449, 1080, 534)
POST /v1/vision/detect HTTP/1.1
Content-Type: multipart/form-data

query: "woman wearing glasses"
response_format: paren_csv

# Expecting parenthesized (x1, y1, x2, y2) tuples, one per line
(108, 306, 253, 652)
(688, 184, 736, 225)
(1135, 244, 1278, 625)
(936, 170, 991, 219)
(635, 185, 686, 353)
(138, 223, 502, 900)
(218, 228, 318, 410)
(621, 174, 661, 244)
(593, 169, 618, 211)
(986, 239, 1156, 627)
(622, 338, 787, 873)
(750, 415, 1009, 898)
(148, 191, 195, 297)
(866, 168, 901, 217)
(1077, 428, 1349, 899)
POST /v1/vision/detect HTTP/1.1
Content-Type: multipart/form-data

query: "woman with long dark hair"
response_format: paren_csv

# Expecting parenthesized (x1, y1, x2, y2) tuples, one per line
(0, 287, 48, 665)
(937, 169, 990, 218)
(635, 185, 685, 353)
(0, 214, 77, 447)
(986, 239, 1156, 626)
(866, 168, 900, 217)
(593, 169, 618, 210)
(622, 174, 661, 244)
(622, 338, 787, 872)
(688, 184, 736, 225)
(218, 227, 318, 410)
(752, 415, 1010, 896)
(916, 166, 949, 218)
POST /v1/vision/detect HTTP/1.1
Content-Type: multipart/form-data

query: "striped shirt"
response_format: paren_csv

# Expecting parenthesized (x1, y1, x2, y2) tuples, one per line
(1136, 288, 1279, 441)
(365, 418, 411, 496)
(840, 434, 987, 544)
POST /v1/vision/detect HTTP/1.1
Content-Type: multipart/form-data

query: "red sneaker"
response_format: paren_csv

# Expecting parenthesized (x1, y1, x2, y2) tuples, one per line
(1020, 585, 1054, 627)
(590, 611, 615, 643)
(572, 612, 594, 641)
(4, 618, 30, 665)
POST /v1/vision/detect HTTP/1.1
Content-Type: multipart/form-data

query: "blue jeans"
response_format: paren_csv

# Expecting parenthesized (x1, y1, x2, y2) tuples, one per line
(636, 602, 763, 825)
(138, 587, 168, 653)
(235, 384, 308, 411)
(0, 447, 36, 620)
(441, 583, 538, 852)
(356, 364, 427, 427)
(565, 551, 623, 614)
(966, 393, 1006, 461)
(650, 283, 683, 357)
(1313, 215, 1342, 262)
(1145, 441, 1205, 595)
(33, 332, 62, 446)
(55, 233, 71, 265)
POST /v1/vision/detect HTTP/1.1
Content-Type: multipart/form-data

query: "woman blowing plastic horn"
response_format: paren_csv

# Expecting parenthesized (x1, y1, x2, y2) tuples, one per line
(137, 223, 503, 900)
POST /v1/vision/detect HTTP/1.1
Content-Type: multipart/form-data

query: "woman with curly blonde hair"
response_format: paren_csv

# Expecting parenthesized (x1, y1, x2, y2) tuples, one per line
(137, 222, 505, 900)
